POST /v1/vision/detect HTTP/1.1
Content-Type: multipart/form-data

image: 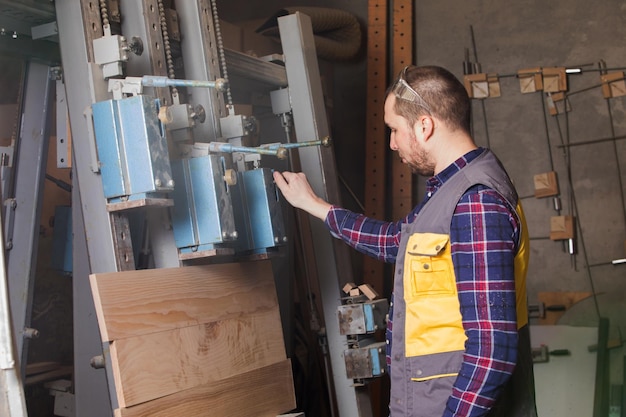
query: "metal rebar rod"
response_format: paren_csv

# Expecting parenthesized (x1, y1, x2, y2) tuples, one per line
(141, 75, 227, 91)
(207, 142, 285, 157)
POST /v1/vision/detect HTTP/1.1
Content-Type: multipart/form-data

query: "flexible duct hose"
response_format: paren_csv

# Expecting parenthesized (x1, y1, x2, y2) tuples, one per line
(256, 7, 362, 61)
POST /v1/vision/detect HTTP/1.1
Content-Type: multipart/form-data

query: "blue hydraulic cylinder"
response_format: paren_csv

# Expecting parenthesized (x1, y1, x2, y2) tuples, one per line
(230, 168, 287, 254)
(170, 155, 237, 254)
(91, 95, 173, 202)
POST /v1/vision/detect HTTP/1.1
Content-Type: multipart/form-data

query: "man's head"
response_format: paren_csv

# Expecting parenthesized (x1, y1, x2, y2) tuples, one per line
(384, 65, 475, 176)
(388, 65, 471, 134)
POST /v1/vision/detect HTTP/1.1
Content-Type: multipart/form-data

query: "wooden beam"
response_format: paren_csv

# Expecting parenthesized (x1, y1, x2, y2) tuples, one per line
(391, 0, 414, 221)
(90, 261, 279, 341)
(110, 308, 285, 407)
(115, 360, 295, 417)
(364, 0, 388, 299)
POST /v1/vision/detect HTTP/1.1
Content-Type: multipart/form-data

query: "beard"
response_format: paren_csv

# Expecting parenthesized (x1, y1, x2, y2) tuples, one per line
(404, 133, 435, 177)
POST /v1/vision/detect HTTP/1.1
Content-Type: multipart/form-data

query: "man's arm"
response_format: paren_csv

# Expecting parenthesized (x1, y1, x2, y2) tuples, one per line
(273, 170, 411, 263)
(273, 171, 332, 221)
(445, 188, 520, 417)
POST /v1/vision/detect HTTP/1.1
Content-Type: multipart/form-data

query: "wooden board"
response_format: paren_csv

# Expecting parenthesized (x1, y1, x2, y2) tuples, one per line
(90, 261, 279, 341)
(115, 360, 295, 417)
(364, 0, 389, 297)
(90, 260, 295, 415)
(111, 308, 286, 407)
(391, 0, 414, 221)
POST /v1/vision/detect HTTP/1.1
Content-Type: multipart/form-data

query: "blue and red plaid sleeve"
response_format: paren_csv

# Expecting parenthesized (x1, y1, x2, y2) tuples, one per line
(444, 187, 520, 417)
(325, 205, 419, 263)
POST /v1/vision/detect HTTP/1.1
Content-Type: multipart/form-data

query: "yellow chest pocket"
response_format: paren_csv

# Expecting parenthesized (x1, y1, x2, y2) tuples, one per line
(403, 233, 466, 356)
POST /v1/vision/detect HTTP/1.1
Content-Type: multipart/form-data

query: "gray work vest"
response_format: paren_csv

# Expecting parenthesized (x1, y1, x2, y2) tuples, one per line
(389, 149, 537, 417)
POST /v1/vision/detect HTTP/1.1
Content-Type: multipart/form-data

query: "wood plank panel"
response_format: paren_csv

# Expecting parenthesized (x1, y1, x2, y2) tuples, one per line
(115, 360, 296, 417)
(111, 307, 286, 407)
(90, 261, 278, 341)
(364, 0, 388, 297)
(391, 0, 414, 221)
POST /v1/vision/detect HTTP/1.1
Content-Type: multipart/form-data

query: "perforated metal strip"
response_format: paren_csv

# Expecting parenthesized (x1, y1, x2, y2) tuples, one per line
(364, 0, 388, 298)
(391, 0, 414, 220)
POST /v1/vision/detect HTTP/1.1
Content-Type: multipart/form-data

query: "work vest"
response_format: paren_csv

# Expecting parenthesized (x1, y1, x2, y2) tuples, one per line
(388, 149, 537, 417)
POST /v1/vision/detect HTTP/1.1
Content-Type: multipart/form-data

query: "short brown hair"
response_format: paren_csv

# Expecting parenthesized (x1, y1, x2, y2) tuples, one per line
(389, 65, 471, 134)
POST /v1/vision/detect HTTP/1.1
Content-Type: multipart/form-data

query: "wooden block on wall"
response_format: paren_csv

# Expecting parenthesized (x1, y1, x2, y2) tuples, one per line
(463, 73, 501, 99)
(533, 171, 559, 198)
(550, 215, 575, 240)
(518, 67, 543, 93)
(546, 92, 569, 116)
(600, 71, 626, 98)
(542, 67, 567, 93)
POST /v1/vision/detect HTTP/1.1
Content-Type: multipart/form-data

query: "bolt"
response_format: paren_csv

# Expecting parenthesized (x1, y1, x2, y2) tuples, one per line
(154, 178, 162, 187)
(23, 328, 39, 339)
(167, 179, 175, 188)
(90, 355, 105, 369)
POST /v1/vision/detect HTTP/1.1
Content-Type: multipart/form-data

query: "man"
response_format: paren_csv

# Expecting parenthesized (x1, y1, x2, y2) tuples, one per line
(273, 65, 537, 417)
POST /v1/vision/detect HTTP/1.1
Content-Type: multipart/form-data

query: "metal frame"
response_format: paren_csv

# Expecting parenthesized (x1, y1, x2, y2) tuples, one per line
(55, 1, 118, 415)
(5, 61, 54, 375)
(54, 3, 372, 416)
(278, 12, 373, 417)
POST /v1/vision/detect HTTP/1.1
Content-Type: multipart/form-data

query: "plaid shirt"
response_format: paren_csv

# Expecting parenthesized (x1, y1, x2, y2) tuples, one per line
(325, 148, 520, 417)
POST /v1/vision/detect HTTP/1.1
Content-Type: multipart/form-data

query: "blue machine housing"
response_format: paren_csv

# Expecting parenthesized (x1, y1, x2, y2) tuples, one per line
(170, 155, 237, 254)
(230, 168, 286, 254)
(91, 95, 173, 202)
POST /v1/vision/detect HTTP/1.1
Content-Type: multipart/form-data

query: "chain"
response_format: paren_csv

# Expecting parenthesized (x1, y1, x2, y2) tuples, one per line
(99, 0, 110, 28)
(158, 0, 178, 98)
(210, 0, 232, 109)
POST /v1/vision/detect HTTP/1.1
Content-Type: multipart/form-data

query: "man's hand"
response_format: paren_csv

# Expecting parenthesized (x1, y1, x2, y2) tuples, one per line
(273, 171, 332, 221)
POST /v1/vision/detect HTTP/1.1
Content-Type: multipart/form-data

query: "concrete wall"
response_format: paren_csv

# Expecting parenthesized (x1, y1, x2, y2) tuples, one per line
(219, 0, 626, 399)
(414, 0, 626, 333)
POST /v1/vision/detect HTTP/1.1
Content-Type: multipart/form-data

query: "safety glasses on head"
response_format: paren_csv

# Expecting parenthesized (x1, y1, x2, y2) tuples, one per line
(391, 66, 432, 113)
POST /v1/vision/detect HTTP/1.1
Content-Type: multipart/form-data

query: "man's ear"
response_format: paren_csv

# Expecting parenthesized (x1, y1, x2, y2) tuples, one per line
(413, 115, 434, 141)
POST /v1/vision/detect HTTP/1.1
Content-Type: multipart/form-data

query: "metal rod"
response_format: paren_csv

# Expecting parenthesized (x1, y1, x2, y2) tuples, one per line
(603, 94, 626, 233)
(264, 136, 331, 150)
(141, 75, 227, 91)
(556, 133, 626, 148)
(540, 93, 555, 171)
(207, 142, 285, 157)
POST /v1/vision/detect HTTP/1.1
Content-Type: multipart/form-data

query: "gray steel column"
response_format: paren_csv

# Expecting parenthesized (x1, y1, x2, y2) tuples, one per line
(278, 13, 374, 417)
(176, 0, 226, 142)
(5, 61, 53, 373)
(56, 1, 119, 415)
(72, 176, 113, 416)
(119, 0, 180, 269)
